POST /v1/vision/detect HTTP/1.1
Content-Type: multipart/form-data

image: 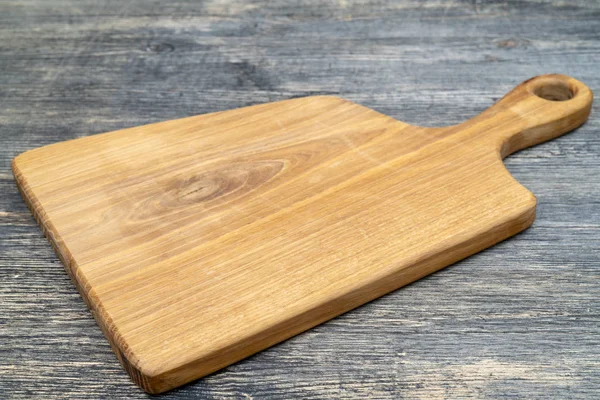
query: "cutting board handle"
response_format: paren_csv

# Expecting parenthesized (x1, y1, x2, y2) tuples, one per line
(467, 74, 592, 158)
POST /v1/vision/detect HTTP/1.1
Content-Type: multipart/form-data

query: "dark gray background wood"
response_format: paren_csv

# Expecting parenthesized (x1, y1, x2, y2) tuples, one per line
(1, 0, 598, 398)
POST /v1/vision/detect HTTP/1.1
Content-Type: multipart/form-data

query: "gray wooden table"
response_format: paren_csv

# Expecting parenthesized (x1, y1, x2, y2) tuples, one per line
(1, 1, 599, 398)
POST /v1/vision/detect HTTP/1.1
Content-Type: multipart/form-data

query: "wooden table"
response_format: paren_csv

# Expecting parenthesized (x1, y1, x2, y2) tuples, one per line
(2, 1, 598, 398)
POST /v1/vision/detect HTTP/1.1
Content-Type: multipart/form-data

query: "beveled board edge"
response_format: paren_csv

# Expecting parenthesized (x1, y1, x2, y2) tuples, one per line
(12, 157, 156, 393)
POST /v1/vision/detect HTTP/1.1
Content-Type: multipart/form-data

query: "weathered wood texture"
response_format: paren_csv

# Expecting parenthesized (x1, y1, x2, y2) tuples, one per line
(1, 1, 599, 398)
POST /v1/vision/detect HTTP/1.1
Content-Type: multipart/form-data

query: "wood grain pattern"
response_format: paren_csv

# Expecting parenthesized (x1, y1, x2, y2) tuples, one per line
(3, 1, 600, 398)
(12, 74, 592, 393)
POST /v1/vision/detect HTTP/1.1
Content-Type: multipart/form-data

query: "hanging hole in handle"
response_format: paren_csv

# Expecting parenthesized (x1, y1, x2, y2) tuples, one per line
(531, 78, 575, 101)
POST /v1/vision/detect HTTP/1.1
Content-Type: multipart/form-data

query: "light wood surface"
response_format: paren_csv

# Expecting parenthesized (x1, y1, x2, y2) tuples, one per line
(12, 74, 592, 393)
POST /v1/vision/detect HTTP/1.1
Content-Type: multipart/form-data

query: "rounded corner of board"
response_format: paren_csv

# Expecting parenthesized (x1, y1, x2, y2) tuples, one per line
(124, 358, 172, 394)
(517, 192, 538, 230)
(11, 152, 27, 177)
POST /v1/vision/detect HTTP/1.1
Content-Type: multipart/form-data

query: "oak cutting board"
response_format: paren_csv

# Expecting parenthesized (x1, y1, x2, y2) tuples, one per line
(13, 74, 592, 393)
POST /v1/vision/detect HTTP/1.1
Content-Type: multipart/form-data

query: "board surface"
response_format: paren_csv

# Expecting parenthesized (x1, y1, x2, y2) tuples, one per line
(13, 74, 592, 393)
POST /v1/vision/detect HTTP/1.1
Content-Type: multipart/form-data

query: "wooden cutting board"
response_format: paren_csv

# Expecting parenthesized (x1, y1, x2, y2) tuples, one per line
(13, 74, 592, 393)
